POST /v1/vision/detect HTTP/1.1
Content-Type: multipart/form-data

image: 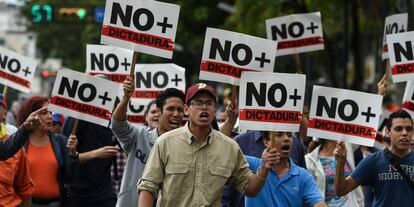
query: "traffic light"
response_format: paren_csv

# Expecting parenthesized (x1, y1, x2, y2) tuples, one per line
(31, 4, 53, 23)
(31, 4, 105, 24)
(41, 70, 57, 78)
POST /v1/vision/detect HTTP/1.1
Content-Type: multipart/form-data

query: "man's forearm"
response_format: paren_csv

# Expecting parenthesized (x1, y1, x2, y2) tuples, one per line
(138, 190, 154, 207)
(79, 150, 98, 164)
(245, 166, 269, 197)
(334, 159, 346, 195)
(113, 96, 129, 121)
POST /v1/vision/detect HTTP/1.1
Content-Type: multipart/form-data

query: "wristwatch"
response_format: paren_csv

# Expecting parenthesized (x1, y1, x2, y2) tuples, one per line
(69, 151, 79, 159)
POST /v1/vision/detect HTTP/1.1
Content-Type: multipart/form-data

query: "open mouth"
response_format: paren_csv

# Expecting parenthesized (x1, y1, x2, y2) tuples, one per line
(280, 144, 290, 153)
(200, 112, 209, 119)
(169, 120, 179, 128)
(399, 138, 410, 144)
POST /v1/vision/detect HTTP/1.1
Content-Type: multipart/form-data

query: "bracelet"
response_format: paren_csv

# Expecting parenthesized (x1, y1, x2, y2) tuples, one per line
(256, 167, 267, 182)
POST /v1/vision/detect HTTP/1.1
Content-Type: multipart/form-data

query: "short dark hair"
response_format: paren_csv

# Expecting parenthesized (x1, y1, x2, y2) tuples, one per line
(156, 88, 185, 113)
(386, 110, 413, 130)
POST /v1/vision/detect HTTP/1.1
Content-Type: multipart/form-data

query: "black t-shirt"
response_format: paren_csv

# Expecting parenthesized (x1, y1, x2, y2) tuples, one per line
(64, 119, 116, 201)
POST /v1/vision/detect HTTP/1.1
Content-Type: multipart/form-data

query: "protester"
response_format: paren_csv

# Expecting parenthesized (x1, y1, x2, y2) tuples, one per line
(143, 100, 159, 130)
(0, 93, 17, 134)
(111, 75, 186, 207)
(62, 117, 118, 207)
(334, 110, 414, 206)
(245, 131, 327, 207)
(0, 118, 35, 206)
(50, 113, 64, 134)
(16, 96, 79, 206)
(138, 83, 279, 206)
(305, 139, 364, 206)
(222, 130, 307, 207)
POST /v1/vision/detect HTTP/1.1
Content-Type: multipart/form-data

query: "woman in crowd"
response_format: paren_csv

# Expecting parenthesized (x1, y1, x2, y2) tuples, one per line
(16, 96, 79, 207)
(143, 100, 159, 130)
(305, 139, 364, 207)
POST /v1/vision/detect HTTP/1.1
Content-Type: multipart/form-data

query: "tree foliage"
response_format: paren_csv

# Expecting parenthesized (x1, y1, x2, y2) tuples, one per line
(23, 0, 414, 91)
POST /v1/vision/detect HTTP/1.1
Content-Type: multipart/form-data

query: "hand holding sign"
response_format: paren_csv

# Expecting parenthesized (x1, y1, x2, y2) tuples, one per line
(262, 148, 280, 169)
(377, 74, 388, 96)
(23, 105, 48, 130)
(123, 75, 135, 99)
(67, 135, 78, 156)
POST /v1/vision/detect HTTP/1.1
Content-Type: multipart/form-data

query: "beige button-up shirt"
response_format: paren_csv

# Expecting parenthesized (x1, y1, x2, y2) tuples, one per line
(138, 123, 254, 207)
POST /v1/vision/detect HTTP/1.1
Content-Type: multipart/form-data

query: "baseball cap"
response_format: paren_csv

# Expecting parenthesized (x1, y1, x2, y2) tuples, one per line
(185, 83, 216, 104)
(52, 113, 65, 125)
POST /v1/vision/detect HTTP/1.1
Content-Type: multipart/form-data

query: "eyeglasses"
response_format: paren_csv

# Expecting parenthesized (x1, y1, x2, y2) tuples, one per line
(190, 100, 216, 109)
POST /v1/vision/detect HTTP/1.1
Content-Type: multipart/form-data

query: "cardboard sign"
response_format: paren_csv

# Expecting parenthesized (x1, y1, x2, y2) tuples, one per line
(200, 27, 277, 86)
(124, 63, 186, 125)
(382, 13, 408, 60)
(387, 31, 414, 82)
(113, 86, 148, 125)
(402, 80, 414, 119)
(266, 12, 324, 56)
(101, 0, 180, 59)
(0, 46, 37, 93)
(49, 69, 120, 127)
(239, 72, 306, 132)
(86, 44, 133, 83)
(373, 109, 392, 150)
(307, 86, 383, 147)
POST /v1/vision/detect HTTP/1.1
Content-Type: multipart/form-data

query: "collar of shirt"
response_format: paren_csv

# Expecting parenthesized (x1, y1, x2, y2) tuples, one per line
(252, 131, 264, 143)
(183, 122, 215, 145)
(271, 158, 300, 179)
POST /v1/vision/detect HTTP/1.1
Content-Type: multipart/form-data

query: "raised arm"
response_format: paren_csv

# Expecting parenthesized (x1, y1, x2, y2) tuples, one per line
(0, 106, 47, 160)
(113, 75, 134, 121)
(219, 101, 239, 137)
(377, 73, 388, 96)
(334, 141, 360, 196)
(244, 148, 279, 196)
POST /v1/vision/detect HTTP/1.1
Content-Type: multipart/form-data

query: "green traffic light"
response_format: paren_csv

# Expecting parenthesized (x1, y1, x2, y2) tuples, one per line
(77, 9, 87, 20)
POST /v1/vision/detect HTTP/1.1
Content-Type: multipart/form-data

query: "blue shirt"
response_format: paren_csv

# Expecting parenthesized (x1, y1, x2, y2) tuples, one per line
(245, 156, 323, 207)
(222, 131, 307, 207)
(351, 150, 414, 207)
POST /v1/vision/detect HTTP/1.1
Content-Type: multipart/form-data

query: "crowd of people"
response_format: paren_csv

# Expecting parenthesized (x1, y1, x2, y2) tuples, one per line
(0, 73, 413, 207)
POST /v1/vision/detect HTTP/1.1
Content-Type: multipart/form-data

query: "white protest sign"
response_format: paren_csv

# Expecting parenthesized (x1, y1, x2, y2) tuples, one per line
(113, 86, 149, 125)
(373, 109, 392, 150)
(239, 72, 306, 132)
(387, 31, 414, 83)
(307, 86, 383, 147)
(402, 80, 414, 119)
(123, 63, 185, 125)
(101, 0, 180, 59)
(266, 12, 324, 56)
(0, 46, 37, 93)
(382, 13, 408, 60)
(49, 69, 119, 127)
(200, 27, 277, 86)
(86, 44, 133, 83)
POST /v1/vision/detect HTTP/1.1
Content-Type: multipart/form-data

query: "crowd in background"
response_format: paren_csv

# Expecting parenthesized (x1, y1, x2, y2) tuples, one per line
(0, 73, 413, 207)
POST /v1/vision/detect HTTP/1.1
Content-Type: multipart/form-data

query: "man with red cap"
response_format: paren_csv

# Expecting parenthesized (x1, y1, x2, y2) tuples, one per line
(138, 83, 280, 207)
